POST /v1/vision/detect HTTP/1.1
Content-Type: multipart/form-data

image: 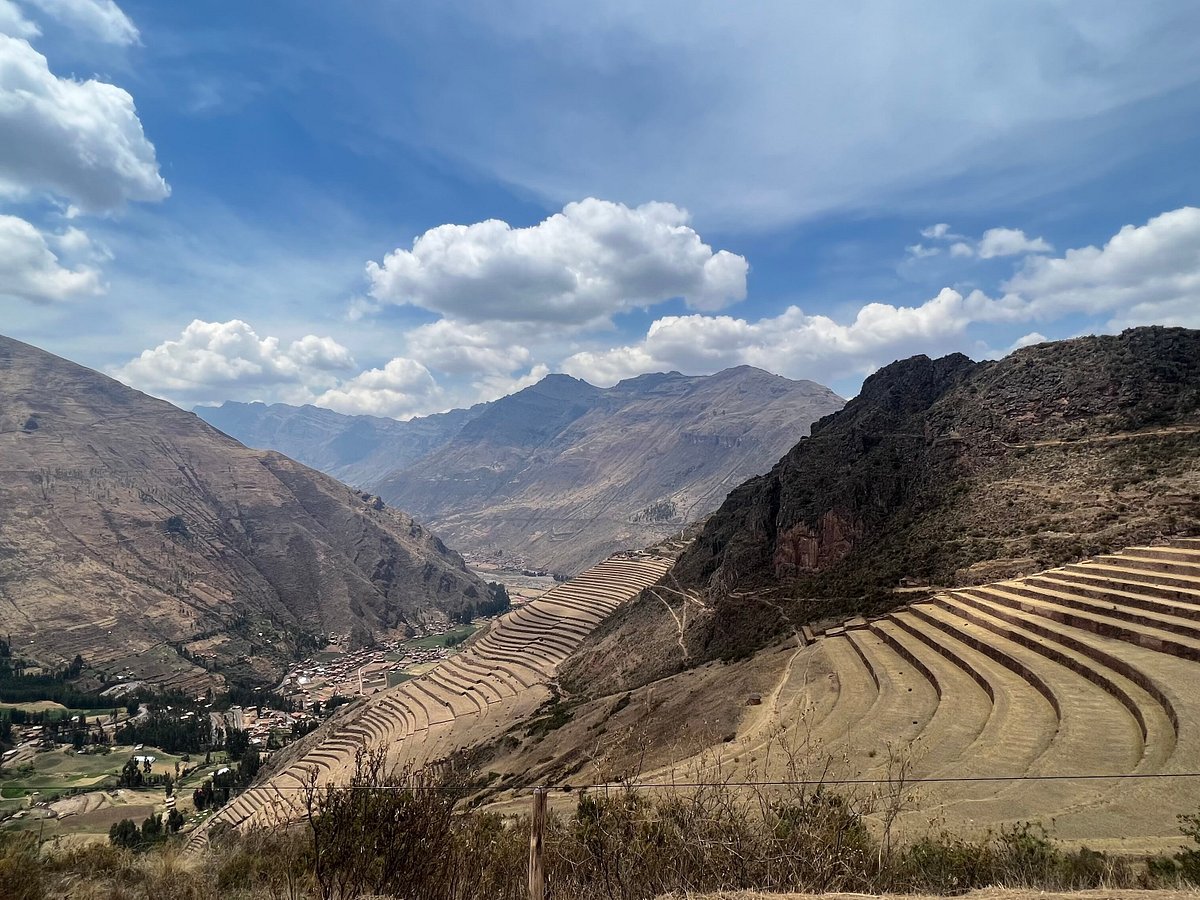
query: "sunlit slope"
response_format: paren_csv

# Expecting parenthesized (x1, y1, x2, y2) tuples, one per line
(633, 537, 1200, 852)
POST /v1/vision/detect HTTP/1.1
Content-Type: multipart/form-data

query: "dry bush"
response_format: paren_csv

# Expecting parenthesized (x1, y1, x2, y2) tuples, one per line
(0, 831, 45, 900)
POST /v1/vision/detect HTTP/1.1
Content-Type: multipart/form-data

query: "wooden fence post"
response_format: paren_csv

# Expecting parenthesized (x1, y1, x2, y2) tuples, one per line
(528, 787, 548, 900)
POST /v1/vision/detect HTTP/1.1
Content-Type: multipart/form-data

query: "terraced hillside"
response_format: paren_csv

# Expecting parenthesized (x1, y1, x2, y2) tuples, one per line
(186, 551, 674, 847)
(626, 537, 1200, 852)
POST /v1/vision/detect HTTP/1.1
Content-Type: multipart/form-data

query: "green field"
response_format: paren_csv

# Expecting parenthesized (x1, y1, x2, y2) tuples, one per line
(0, 702, 121, 721)
(0, 745, 189, 804)
(394, 623, 479, 652)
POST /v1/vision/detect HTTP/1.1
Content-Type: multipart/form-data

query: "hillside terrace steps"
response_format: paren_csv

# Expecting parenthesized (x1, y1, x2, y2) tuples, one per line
(1027, 573, 1200, 621)
(187, 551, 673, 842)
(992, 579, 1200, 636)
(1095, 553, 1200, 578)
(868, 618, 995, 775)
(897, 606, 1137, 819)
(799, 635, 881, 748)
(843, 629, 940, 757)
(930, 594, 1160, 765)
(885, 608, 1058, 786)
(956, 583, 1200, 663)
(1060, 561, 1200, 596)
(914, 594, 1153, 788)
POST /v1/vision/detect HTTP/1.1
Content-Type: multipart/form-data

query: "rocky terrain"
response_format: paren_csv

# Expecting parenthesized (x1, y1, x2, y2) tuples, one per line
(0, 335, 492, 691)
(202, 368, 845, 574)
(563, 327, 1200, 693)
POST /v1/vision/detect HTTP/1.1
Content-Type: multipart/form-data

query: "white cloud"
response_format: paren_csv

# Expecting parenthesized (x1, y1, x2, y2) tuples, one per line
(1009, 331, 1048, 351)
(113, 320, 357, 405)
(977, 227, 1052, 259)
(562, 288, 1011, 386)
(22, 0, 138, 44)
(404, 318, 533, 375)
(906, 243, 939, 259)
(315, 357, 443, 419)
(0, 0, 39, 37)
(0, 35, 167, 211)
(365, 198, 747, 326)
(1004, 206, 1200, 328)
(0, 213, 101, 302)
(566, 206, 1200, 388)
(921, 224, 1051, 259)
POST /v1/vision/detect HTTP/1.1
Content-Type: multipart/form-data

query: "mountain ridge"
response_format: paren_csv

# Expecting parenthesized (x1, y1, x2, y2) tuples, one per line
(199, 366, 846, 572)
(0, 334, 491, 691)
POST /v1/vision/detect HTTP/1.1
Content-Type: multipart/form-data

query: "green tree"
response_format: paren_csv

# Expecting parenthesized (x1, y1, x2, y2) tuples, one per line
(108, 818, 140, 849)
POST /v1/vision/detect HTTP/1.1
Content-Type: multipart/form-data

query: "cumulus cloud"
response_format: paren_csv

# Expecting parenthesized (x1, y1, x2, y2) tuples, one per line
(977, 227, 1053, 259)
(22, 0, 138, 45)
(917, 222, 1051, 260)
(562, 288, 1015, 386)
(113, 320, 357, 405)
(0, 213, 102, 302)
(0, 1, 39, 37)
(0, 35, 168, 210)
(365, 198, 747, 326)
(403, 319, 533, 376)
(315, 357, 443, 419)
(1004, 206, 1200, 328)
(565, 206, 1200, 388)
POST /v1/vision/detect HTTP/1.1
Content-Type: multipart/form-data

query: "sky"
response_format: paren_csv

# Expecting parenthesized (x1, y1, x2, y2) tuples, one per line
(1, 0, 1199, 418)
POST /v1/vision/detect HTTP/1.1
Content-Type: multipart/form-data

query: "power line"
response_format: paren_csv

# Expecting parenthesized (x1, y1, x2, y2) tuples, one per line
(12, 771, 1200, 792)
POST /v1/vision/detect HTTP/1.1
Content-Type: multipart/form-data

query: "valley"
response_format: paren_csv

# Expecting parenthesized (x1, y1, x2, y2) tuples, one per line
(2, 327, 1199, 897)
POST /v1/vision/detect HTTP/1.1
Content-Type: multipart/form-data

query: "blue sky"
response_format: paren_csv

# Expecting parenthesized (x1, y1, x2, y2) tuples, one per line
(2, 0, 1199, 415)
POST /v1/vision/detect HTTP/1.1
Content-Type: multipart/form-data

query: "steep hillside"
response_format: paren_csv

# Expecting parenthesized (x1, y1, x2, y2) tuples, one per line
(197, 400, 476, 488)
(377, 367, 845, 572)
(563, 327, 1200, 693)
(0, 336, 492, 691)
(201, 368, 845, 574)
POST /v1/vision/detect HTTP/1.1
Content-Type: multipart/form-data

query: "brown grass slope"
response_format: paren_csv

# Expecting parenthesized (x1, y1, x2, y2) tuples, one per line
(377, 367, 845, 574)
(563, 327, 1200, 694)
(0, 335, 488, 690)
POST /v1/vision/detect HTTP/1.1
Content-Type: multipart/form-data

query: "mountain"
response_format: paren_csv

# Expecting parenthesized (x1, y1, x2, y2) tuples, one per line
(202, 368, 846, 573)
(562, 326, 1200, 693)
(197, 400, 477, 488)
(0, 336, 492, 692)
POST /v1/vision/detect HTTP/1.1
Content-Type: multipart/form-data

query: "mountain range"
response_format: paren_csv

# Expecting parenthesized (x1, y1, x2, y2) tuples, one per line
(0, 335, 491, 691)
(199, 367, 846, 573)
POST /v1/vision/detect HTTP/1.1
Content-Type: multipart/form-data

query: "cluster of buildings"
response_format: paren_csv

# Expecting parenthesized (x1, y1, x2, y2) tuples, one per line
(279, 633, 466, 707)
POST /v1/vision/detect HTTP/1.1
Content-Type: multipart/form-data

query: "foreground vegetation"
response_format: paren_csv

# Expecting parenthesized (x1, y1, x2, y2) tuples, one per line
(5, 749, 1200, 900)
